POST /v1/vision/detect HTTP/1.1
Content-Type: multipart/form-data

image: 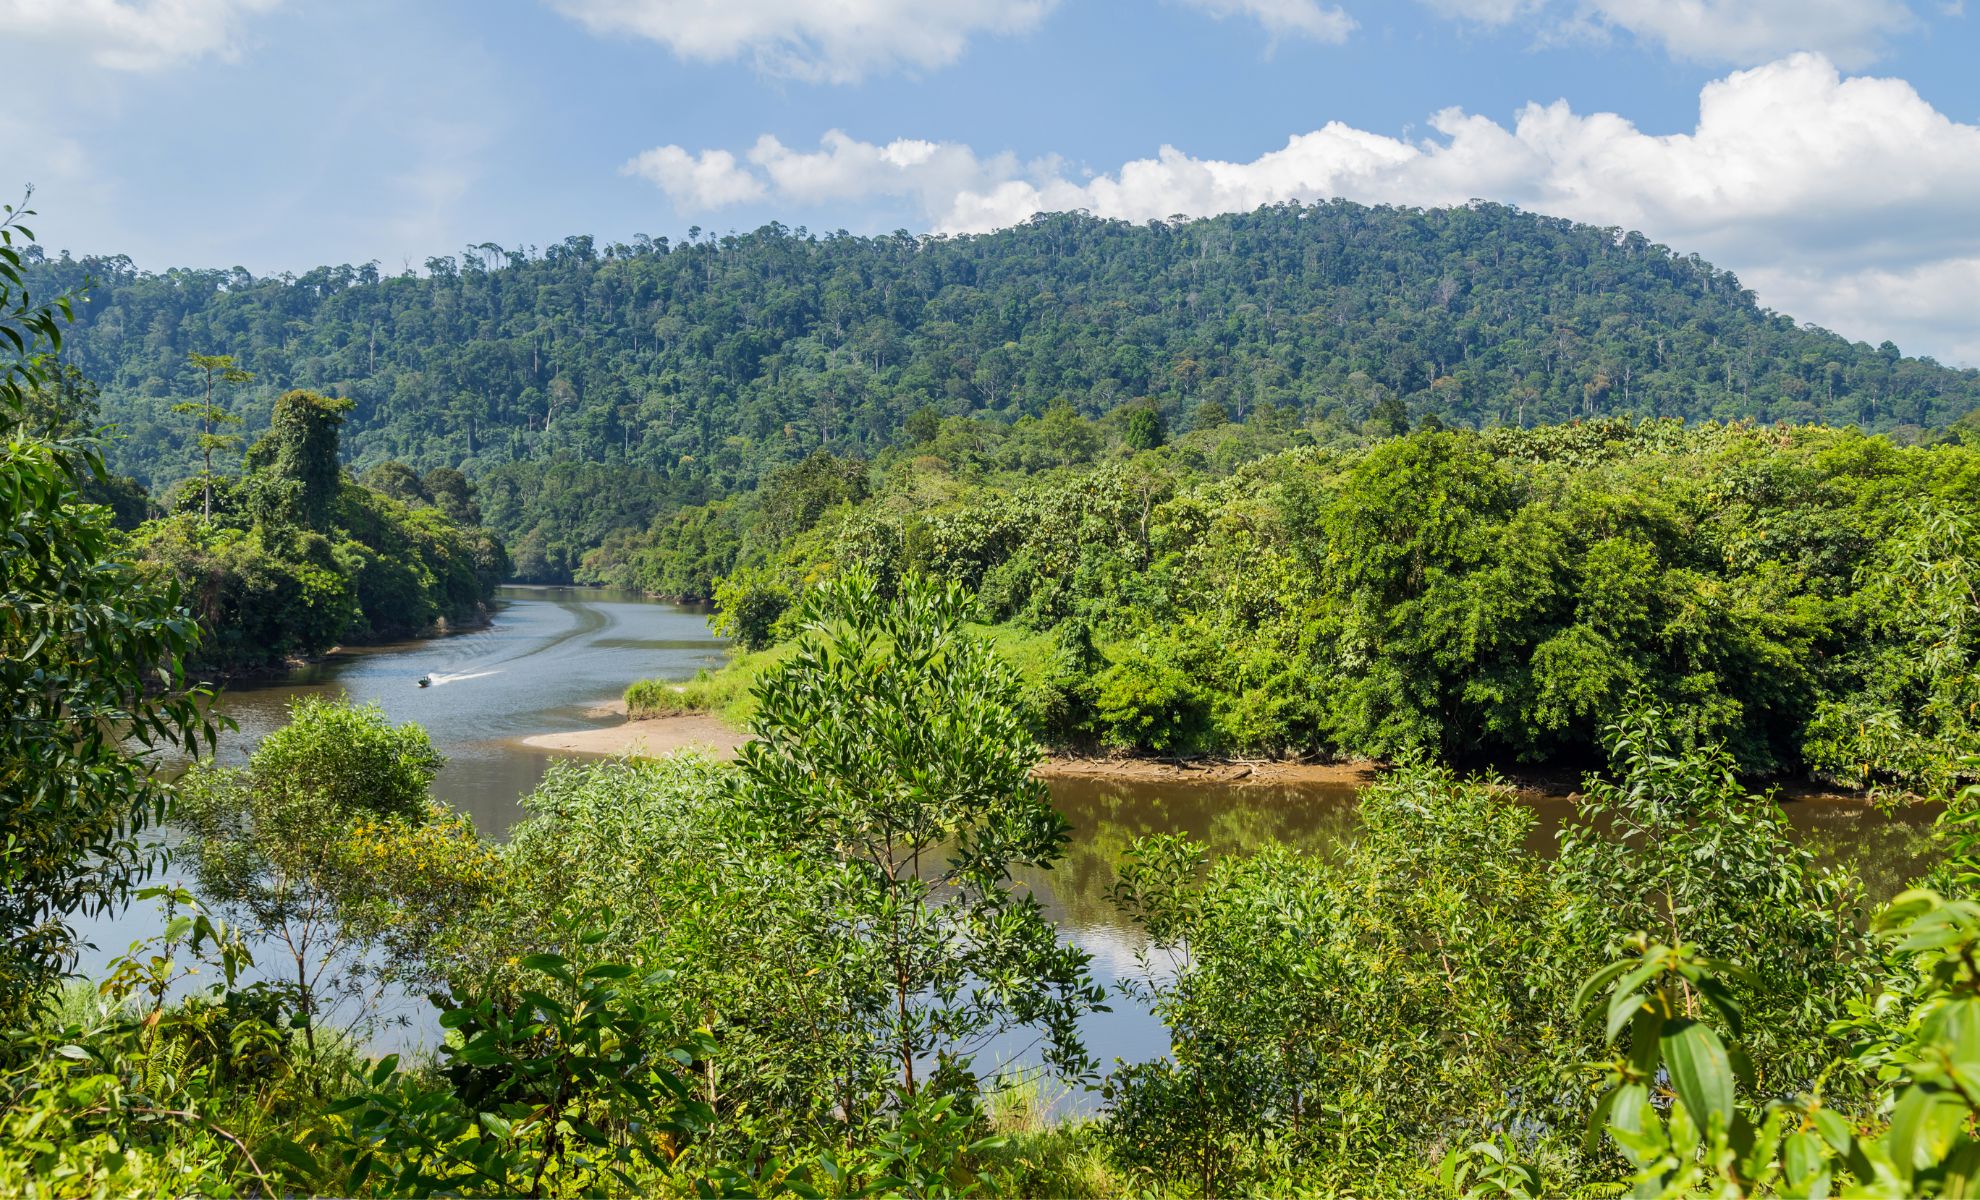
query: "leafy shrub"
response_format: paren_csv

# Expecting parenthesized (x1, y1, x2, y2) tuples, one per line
(0, 888, 316, 1197)
(1092, 639, 1210, 753)
(321, 935, 713, 1197)
(711, 566, 792, 651)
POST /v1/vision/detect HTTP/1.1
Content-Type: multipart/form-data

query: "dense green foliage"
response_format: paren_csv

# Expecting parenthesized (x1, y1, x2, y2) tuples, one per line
(738, 572, 1100, 1093)
(13, 684, 1979, 1195)
(1103, 716, 1871, 1193)
(27, 202, 1980, 579)
(174, 698, 459, 1070)
(132, 384, 508, 668)
(0, 580, 1108, 1194)
(4, 450, 1979, 1194)
(15, 173, 1980, 1193)
(650, 417, 1980, 795)
(0, 196, 213, 1018)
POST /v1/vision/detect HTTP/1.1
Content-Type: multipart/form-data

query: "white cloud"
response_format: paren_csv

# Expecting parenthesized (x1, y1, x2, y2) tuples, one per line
(1421, 0, 1915, 66)
(1418, 0, 1543, 21)
(1580, 0, 1915, 66)
(626, 53, 1980, 363)
(0, 0, 281, 70)
(546, 0, 1054, 83)
(622, 146, 767, 209)
(1178, 0, 1357, 42)
(1747, 259, 1980, 367)
(745, 131, 1027, 208)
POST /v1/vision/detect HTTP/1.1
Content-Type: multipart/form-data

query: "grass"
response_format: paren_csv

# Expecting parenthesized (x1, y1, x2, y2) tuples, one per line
(979, 1070, 1125, 1197)
(626, 622, 1072, 737)
(623, 642, 794, 726)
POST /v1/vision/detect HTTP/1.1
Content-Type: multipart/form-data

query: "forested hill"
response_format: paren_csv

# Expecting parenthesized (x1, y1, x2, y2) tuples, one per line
(26, 201, 1980, 574)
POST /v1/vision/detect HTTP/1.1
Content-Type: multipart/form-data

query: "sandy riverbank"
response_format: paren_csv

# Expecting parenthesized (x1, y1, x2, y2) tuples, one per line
(520, 710, 1381, 786)
(517, 713, 748, 760)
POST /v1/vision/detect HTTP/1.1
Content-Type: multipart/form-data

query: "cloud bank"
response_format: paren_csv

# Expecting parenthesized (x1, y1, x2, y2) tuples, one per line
(625, 53, 1980, 364)
(550, 0, 1364, 81)
(0, 0, 282, 71)
(1180, 0, 1357, 43)
(546, 0, 1056, 83)
(1422, 0, 1917, 67)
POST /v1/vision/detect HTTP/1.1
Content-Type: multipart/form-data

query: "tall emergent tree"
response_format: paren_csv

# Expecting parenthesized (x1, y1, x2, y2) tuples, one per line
(0, 193, 213, 1015)
(247, 388, 355, 531)
(739, 570, 1102, 1101)
(173, 351, 252, 523)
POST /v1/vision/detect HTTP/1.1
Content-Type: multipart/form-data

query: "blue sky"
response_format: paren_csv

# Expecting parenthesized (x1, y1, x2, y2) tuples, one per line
(4, 0, 1977, 362)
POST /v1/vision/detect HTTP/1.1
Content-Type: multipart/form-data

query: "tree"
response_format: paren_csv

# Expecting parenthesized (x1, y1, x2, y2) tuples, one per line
(737, 571, 1101, 1099)
(710, 567, 790, 651)
(1567, 775, 1980, 1199)
(1804, 502, 1980, 800)
(1371, 393, 1409, 437)
(247, 389, 354, 531)
(359, 460, 429, 506)
(0, 194, 213, 1015)
(1123, 405, 1167, 452)
(904, 405, 941, 446)
(1105, 761, 1550, 1192)
(421, 465, 479, 524)
(1553, 706, 1867, 1088)
(172, 351, 252, 523)
(1191, 399, 1230, 432)
(175, 697, 446, 1068)
(18, 363, 150, 528)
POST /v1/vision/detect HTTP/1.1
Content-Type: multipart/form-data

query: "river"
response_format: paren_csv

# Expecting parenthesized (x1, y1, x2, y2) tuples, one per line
(102, 585, 1939, 1095)
(196, 585, 730, 830)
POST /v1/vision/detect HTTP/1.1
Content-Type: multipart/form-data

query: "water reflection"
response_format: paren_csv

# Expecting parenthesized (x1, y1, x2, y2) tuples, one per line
(80, 587, 726, 977)
(1018, 774, 1942, 1083)
(85, 588, 1944, 1086)
(204, 586, 727, 831)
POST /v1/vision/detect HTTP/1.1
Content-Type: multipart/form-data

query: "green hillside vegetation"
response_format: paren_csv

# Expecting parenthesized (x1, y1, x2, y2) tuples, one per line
(9, 207, 1980, 1189)
(634, 417, 1980, 797)
(27, 202, 1980, 579)
(116, 371, 510, 669)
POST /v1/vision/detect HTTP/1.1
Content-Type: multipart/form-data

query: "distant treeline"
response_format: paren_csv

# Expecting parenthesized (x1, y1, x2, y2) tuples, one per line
(646, 417, 1980, 795)
(26, 201, 1980, 580)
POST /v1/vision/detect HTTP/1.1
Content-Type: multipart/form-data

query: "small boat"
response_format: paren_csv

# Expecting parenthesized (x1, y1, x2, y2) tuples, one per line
(417, 675, 431, 688)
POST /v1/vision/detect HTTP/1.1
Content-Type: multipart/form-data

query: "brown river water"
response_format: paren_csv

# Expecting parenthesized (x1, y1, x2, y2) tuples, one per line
(83, 586, 1940, 1091)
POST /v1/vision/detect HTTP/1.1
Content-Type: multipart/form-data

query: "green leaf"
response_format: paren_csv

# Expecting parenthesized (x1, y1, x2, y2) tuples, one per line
(262, 1136, 320, 1181)
(521, 953, 574, 982)
(1660, 1019, 1735, 1134)
(1693, 974, 1745, 1040)
(1781, 1128, 1826, 1189)
(1940, 1139, 1980, 1198)
(1882, 1086, 1969, 1181)
(1574, 959, 1633, 1014)
(1607, 989, 1647, 1044)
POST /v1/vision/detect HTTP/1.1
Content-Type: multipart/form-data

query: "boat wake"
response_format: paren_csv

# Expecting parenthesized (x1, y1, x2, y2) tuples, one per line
(427, 670, 500, 686)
